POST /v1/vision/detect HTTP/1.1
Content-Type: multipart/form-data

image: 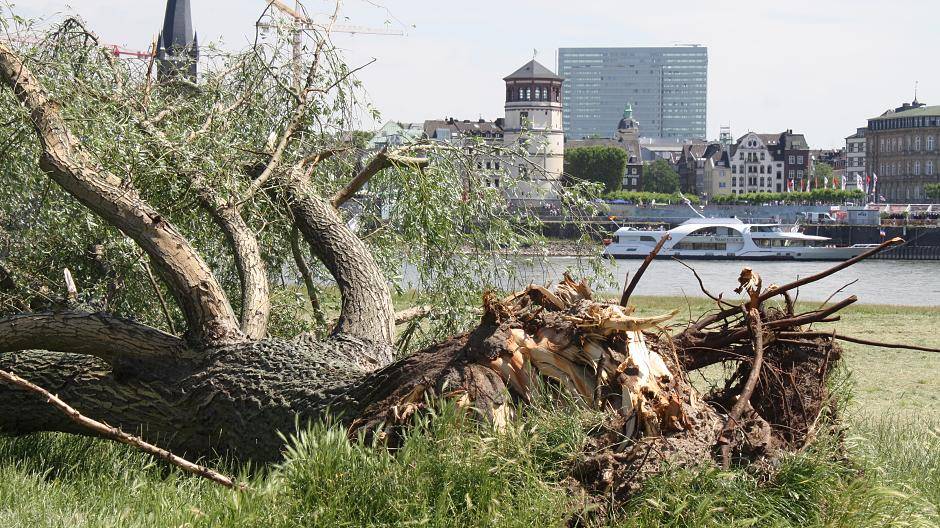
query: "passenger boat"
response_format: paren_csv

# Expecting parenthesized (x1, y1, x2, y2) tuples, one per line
(603, 218, 878, 261)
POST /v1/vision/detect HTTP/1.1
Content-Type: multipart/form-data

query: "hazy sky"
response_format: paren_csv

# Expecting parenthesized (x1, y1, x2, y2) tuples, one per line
(11, 0, 939, 148)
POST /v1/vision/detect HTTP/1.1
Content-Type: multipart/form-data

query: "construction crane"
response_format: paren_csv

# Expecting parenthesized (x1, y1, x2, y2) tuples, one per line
(1, 35, 153, 59)
(261, 0, 405, 36)
(106, 44, 153, 59)
(258, 1, 404, 89)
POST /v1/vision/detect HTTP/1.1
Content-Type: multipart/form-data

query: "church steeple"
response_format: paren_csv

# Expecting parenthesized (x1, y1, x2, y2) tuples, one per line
(156, 0, 199, 81)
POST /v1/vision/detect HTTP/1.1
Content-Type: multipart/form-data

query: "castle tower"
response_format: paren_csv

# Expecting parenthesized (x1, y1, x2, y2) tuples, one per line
(156, 0, 199, 81)
(502, 59, 564, 201)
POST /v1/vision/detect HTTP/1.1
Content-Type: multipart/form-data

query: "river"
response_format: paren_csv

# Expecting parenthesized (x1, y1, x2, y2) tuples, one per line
(509, 258, 940, 307)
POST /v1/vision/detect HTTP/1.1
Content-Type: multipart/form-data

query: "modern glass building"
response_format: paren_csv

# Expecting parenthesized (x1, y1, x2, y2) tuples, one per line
(558, 46, 707, 141)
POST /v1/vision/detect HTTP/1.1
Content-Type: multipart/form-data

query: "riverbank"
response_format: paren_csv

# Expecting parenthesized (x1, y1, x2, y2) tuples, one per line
(506, 257, 940, 307)
(518, 238, 596, 256)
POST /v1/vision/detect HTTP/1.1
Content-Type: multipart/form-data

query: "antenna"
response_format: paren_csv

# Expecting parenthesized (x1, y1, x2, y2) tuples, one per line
(915, 80, 919, 102)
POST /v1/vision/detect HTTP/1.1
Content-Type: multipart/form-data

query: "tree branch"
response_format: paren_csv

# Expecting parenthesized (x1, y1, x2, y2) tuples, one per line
(287, 180, 395, 356)
(693, 238, 903, 332)
(0, 42, 240, 345)
(136, 119, 270, 339)
(330, 147, 429, 209)
(620, 234, 670, 306)
(0, 311, 193, 365)
(192, 178, 271, 339)
(777, 331, 940, 354)
(289, 225, 326, 327)
(142, 259, 177, 334)
(395, 305, 432, 325)
(0, 369, 242, 489)
(718, 307, 764, 469)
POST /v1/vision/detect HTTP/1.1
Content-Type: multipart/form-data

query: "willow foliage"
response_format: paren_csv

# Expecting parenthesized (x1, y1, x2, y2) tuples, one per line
(0, 7, 603, 349)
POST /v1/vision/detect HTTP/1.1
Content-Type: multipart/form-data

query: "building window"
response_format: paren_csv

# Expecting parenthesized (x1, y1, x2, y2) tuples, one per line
(927, 161, 934, 175)
(788, 155, 795, 164)
(915, 136, 922, 151)
(797, 155, 804, 164)
(914, 161, 921, 175)
(928, 136, 936, 151)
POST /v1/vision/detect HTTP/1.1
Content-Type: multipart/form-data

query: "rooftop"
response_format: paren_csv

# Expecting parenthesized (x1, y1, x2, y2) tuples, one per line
(870, 104, 940, 121)
(504, 60, 563, 81)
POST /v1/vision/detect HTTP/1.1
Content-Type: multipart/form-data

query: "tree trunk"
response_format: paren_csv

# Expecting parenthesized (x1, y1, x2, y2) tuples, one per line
(0, 331, 482, 462)
(288, 180, 395, 355)
(0, 278, 711, 465)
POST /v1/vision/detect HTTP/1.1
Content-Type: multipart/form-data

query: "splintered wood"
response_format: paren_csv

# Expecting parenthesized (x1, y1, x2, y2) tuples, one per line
(487, 274, 688, 439)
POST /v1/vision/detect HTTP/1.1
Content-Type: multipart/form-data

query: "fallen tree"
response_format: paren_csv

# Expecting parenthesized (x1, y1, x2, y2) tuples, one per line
(0, 7, 934, 510)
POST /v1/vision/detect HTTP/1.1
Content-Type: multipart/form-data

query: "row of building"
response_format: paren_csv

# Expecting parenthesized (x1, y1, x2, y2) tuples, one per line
(143, 3, 937, 205)
(370, 47, 938, 204)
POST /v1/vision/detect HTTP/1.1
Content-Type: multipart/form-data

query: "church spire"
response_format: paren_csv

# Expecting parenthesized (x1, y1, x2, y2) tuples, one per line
(156, 0, 199, 81)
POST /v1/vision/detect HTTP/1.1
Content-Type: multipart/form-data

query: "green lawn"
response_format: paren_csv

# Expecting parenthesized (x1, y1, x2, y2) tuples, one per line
(0, 298, 937, 527)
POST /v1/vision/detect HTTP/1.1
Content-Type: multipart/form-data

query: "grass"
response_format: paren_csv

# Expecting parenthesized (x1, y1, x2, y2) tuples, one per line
(0, 300, 938, 527)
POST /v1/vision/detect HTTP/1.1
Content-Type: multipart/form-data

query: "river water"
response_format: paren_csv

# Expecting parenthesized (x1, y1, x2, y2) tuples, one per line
(512, 258, 940, 307)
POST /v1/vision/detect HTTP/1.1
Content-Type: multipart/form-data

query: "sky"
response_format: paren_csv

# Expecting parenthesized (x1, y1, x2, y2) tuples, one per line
(10, 0, 940, 148)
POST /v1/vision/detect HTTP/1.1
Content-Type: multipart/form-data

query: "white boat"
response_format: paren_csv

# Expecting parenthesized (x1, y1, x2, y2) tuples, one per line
(603, 218, 877, 261)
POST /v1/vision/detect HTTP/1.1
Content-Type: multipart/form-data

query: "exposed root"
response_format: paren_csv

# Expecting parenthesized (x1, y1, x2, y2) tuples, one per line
(351, 256, 900, 514)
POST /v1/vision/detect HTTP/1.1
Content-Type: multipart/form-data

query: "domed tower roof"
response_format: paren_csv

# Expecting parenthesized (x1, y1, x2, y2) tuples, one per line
(617, 103, 638, 131)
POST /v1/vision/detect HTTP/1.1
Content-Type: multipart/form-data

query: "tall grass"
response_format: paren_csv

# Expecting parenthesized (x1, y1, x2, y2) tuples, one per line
(1, 301, 939, 526)
(0, 399, 936, 527)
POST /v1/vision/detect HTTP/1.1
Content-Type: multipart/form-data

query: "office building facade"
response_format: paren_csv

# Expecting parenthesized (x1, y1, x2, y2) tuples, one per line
(558, 46, 707, 141)
(866, 100, 940, 202)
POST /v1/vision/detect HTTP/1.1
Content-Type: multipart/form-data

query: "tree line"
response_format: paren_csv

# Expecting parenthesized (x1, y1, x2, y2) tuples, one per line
(563, 146, 680, 194)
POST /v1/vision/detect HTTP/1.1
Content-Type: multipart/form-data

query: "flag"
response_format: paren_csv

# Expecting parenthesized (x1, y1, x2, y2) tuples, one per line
(824, 176, 829, 188)
(841, 174, 846, 190)
(872, 173, 878, 195)
(865, 174, 871, 193)
(855, 174, 863, 190)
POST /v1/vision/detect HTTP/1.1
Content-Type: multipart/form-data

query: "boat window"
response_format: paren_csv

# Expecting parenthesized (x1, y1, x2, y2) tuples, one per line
(688, 227, 718, 236)
(755, 239, 794, 248)
(674, 242, 727, 251)
(639, 236, 657, 242)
